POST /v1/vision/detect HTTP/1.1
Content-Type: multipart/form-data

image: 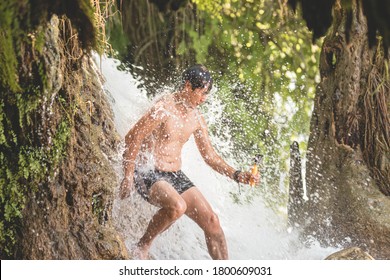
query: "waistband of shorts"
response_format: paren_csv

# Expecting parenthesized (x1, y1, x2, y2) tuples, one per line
(135, 169, 182, 174)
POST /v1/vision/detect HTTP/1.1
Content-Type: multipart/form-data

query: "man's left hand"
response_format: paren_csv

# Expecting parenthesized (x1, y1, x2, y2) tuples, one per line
(237, 171, 260, 186)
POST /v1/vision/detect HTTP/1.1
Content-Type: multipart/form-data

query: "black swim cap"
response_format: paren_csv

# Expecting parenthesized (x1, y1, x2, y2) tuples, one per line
(182, 64, 213, 92)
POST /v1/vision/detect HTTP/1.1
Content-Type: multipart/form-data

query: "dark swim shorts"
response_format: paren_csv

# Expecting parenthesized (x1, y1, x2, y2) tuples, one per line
(134, 169, 195, 201)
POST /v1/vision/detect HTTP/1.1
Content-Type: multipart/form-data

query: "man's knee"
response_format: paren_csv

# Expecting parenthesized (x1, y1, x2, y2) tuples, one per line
(205, 212, 222, 234)
(167, 200, 187, 220)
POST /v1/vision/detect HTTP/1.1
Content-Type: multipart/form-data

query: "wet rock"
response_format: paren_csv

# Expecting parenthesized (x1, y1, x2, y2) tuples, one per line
(96, 228, 130, 260)
(325, 247, 374, 260)
(17, 16, 128, 259)
(301, 2, 390, 260)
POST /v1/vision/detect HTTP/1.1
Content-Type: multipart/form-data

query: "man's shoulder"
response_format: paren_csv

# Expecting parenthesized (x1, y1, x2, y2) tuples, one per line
(152, 93, 175, 108)
(149, 94, 175, 120)
(193, 109, 205, 121)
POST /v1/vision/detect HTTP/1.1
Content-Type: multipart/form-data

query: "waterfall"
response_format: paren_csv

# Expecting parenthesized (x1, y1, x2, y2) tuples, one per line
(97, 55, 337, 260)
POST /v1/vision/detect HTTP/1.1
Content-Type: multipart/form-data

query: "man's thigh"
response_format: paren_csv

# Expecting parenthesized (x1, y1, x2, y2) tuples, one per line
(181, 187, 215, 221)
(148, 180, 185, 208)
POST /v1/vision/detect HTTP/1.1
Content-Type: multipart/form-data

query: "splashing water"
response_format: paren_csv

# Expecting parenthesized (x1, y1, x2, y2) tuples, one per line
(97, 55, 338, 260)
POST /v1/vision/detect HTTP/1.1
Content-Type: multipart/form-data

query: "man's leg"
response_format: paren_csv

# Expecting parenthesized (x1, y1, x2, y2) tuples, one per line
(181, 187, 228, 260)
(135, 181, 187, 259)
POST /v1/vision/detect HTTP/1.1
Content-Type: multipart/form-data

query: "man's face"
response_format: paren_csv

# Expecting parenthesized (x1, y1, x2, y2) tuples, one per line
(187, 82, 210, 107)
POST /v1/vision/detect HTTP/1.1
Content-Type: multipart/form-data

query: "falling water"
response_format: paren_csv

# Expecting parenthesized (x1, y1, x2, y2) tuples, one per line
(97, 55, 338, 260)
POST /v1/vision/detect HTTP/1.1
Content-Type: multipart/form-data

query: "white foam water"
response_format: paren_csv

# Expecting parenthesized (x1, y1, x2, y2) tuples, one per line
(97, 55, 338, 260)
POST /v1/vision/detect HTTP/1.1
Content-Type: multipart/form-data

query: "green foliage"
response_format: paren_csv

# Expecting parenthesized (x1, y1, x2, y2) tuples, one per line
(185, 28, 213, 62)
(197, 0, 318, 179)
(106, 16, 130, 56)
(178, 0, 321, 206)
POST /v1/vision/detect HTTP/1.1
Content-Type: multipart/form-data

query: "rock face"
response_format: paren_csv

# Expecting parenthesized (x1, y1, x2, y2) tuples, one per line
(288, 141, 306, 228)
(294, 3, 390, 259)
(16, 16, 128, 259)
(325, 247, 374, 260)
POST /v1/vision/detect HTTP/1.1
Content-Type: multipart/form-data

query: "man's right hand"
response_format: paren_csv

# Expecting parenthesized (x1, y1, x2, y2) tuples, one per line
(120, 177, 134, 199)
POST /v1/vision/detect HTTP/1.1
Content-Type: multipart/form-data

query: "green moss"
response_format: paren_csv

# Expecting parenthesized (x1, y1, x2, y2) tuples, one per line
(0, 104, 7, 145)
(92, 192, 105, 225)
(0, 94, 72, 258)
(76, 0, 99, 52)
(32, 26, 46, 54)
(0, 21, 21, 92)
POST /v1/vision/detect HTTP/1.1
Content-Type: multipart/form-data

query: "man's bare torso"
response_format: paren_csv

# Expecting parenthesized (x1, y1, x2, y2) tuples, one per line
(141, 94, 201, 172)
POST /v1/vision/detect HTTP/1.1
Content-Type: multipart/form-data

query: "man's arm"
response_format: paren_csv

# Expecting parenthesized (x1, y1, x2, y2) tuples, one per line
(194, 114, 259, 185)
(120, 102, 168, 198)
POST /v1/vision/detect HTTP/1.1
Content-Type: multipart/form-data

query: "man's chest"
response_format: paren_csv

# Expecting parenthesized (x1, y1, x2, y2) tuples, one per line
(160, 113, 199, 142)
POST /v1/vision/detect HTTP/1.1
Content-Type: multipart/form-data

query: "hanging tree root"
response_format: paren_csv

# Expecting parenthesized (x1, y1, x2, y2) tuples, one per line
(363, 43, 390, 196)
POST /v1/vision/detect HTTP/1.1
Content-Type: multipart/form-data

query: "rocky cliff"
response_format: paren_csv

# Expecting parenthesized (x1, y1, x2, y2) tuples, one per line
(0, 13, 128, 259)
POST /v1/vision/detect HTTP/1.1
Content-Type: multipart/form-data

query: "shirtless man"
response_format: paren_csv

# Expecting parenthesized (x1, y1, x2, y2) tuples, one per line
(120, 64, 259, 260)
